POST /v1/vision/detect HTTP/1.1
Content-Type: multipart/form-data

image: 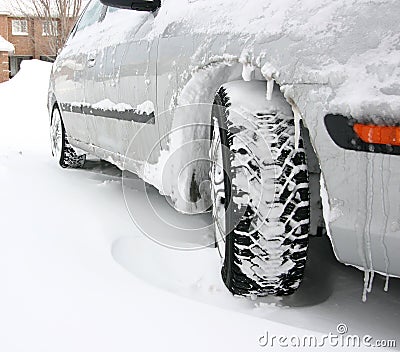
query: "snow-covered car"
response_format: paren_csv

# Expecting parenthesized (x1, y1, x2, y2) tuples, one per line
(48, 0, 400, 298)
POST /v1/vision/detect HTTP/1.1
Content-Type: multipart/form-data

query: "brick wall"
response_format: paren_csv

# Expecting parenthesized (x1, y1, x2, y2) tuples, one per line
(5, 16, 60, 59)
(0, 14, 8, 40)
(0, 13, 75, 78)
(0, 51, 9, 82)
(8, 17, 35, 57)
(0, 14, 11, 82)
(33, 18, 54, 58)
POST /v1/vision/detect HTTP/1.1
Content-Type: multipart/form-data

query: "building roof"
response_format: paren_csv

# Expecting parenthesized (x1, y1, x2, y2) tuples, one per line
(0, 35, 14, 53)
(0, 0, 11, 13)
(0, 0, 89, 17)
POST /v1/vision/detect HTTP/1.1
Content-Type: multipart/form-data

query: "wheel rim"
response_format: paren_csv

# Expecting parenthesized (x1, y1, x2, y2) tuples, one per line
(51, 109, 63, 163)
(211, 117, 227, 259)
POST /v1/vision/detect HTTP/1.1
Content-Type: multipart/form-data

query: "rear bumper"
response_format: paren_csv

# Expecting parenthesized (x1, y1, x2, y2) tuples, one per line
(320, 135, 400, 277)
(289, 84, 400, 277)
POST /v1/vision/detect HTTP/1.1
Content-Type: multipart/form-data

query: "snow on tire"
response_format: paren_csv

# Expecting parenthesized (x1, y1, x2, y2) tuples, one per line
(50, 106, 86, 169)
(210, 81, 310, 297)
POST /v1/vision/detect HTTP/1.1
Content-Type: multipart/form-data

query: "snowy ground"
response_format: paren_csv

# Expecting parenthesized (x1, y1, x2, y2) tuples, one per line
(0, 60, 399, 351)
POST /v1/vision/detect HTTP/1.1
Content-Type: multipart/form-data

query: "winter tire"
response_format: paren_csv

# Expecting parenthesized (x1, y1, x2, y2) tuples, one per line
(50, 106, 86, 169)
(210, 81, 310, 297)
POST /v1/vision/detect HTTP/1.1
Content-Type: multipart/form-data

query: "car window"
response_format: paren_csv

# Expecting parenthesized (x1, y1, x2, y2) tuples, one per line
(74, 0, 105, 34)
(102, 5, 120, 21)
(107, 6, 119, 15)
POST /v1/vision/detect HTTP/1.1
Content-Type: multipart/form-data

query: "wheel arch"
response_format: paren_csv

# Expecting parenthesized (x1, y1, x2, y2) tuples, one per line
(159, 61, 317, 215)
(48, 92, 58, 122)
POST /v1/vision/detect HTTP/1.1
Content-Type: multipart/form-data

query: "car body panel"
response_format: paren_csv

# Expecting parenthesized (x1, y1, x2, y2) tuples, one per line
(283, 82, 400, 277)
(52, 37, 90, 144)
(49, 0, 400, 278)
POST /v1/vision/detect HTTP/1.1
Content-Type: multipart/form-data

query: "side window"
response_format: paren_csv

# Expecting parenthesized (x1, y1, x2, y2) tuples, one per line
(74, 0, 105, 34)
(107, 6, 119, 14)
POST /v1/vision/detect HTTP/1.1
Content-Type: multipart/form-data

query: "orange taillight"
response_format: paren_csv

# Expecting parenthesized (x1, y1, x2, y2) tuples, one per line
(353, 123, 400, 146)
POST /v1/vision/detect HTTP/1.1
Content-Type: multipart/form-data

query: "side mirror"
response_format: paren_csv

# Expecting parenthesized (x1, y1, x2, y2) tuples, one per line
(100, 0, 161, 12)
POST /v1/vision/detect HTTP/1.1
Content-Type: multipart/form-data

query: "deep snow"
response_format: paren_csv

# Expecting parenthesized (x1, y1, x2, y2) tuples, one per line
(0, 60, 399, 351)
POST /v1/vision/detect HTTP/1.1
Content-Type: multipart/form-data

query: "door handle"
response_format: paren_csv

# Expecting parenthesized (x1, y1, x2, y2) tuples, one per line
(87, 52, 96, 67)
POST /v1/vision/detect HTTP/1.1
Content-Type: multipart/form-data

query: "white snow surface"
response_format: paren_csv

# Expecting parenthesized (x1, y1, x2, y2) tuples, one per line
(1, 60, 400, 351)
(0, 35, 14, 53)
(92, 98, 133, 112)
(136, 100, 155, 115)
(91, 99, 154, 114)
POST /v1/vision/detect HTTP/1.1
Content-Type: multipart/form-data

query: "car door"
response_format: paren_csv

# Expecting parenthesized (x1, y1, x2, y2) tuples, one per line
(54, 0, 106, 145)
(83, 6, 160, 165)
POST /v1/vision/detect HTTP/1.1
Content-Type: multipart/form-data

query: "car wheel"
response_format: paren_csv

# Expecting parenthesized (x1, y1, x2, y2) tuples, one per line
(50, 106, 86, 168)
(210, 82, 310, 296)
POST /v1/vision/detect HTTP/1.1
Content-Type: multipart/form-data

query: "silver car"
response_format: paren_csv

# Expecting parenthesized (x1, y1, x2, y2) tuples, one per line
(48, 0, 400, 298)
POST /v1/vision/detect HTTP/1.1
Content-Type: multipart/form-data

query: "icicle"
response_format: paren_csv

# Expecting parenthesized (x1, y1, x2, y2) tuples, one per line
(239, 50, 255, 82)
(320, 173, 332, 239)
(241, 63, 255, 82)
(362, 269, 370, 302)
(380, 157, 391, 292)
(362, 153, 375, 301)
(367, 270, 374, 293)
(362, 269, 375, 301)
(289, 103, 302, 150)
(266, 78, 274, 100)
(384, 275, 390, 292)
(261, 62, 279, 101)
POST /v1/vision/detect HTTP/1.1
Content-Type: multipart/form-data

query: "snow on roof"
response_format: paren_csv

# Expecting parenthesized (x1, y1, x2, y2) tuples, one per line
(0, 0, 11, 14)
(0, 35, 14, 53)
(0, 0, 89, 17)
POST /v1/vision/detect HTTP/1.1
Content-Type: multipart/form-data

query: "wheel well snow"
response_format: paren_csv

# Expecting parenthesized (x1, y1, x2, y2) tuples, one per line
(164, 71, 323, 228)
